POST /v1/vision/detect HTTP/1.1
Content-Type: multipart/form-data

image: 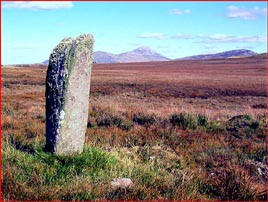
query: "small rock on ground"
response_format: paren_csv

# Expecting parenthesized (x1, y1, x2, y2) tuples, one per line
(111, 178, 134, 189)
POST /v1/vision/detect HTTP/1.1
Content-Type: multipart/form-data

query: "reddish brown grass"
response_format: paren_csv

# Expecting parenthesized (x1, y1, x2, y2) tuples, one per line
(2, 57, 267, 200)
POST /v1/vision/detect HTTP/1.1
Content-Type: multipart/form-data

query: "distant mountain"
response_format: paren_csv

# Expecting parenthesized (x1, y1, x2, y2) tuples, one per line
(41, 47, 169, 64)
(94, 47, 169, 64)
(42, 54, 117, 65)
(178, 49, 257, 60)
(248, 52, 267, 59)
(115, 47, 170, 63)
(94, 51, 117, 64)
(42, 60, 49, 65)
(41, 48, 259, 65)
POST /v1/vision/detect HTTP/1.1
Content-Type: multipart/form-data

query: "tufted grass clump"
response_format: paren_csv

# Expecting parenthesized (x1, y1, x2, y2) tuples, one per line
(169, 113, 198, 130)
(132, 112, 158, 126)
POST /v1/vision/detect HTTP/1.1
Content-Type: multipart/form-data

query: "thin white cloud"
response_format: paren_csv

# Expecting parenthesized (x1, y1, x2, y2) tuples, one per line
(184, 9, 191, 14)
(236, 45, 255, 50)
(138, 33, 194, 40)
(226, 5, 267, 20)
(169, 9, 182, 15)
(203, 44, 216, 50)
(138, 32, 266, 44)
(162, 50, 178, 54)
(156, 45, 169, 49)
(2, 1, 74, 10)
(171, 34, 193, 39)
(169, 9, 191, 15)
(138, 32, 168, 40)
(209, 34, 265, 43)
(128, 42, 143, 47)
(198, 34, 266, 43)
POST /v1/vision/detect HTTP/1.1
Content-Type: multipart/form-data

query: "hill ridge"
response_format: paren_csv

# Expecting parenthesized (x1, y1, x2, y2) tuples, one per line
(178, 49, 257, 60)
(41, 48, 259, 65)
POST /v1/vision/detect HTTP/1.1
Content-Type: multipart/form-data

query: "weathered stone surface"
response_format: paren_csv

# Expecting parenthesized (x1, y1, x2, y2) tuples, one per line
(45, 34, 94, 155)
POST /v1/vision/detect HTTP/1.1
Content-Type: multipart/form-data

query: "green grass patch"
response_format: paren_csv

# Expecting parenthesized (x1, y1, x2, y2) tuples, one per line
(2, 144, 117, 200)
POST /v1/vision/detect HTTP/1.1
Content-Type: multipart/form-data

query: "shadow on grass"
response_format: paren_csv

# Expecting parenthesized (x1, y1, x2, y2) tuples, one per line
(10, 138, 36, 155)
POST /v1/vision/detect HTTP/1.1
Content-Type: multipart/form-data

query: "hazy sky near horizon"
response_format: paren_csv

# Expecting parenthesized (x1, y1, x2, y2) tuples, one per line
(2, 1, 267, 64)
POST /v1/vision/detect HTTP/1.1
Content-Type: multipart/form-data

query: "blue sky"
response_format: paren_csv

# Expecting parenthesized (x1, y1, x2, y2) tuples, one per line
(2, 1, 267, 64)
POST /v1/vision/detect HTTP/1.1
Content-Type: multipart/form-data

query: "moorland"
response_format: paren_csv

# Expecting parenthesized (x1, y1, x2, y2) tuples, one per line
(2, 55, 267, 200)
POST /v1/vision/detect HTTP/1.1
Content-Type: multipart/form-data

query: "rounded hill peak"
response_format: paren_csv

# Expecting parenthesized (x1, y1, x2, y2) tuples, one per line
(132, 46, 157, 54)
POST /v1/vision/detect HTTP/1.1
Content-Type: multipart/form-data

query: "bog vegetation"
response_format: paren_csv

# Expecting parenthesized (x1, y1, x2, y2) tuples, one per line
(2, 57, 267, 200)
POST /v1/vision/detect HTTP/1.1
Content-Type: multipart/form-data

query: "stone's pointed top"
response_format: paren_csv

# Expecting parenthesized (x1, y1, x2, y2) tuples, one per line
(75, 34, 94, 42)
(59, 34, 94, 46)
(61, 37, 73, 44)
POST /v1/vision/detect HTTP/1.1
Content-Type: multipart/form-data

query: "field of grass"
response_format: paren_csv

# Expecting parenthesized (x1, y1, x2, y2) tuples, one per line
(2, 57, 267, 200)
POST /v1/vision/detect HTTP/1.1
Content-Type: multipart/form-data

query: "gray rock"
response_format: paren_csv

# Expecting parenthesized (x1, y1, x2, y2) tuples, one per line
(45, 34, 94, 155)
(111, 178, 134, 189)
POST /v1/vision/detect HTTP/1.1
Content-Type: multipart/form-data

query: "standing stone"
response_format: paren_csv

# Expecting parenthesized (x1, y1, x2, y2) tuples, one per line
(45, 34, 94, 155)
